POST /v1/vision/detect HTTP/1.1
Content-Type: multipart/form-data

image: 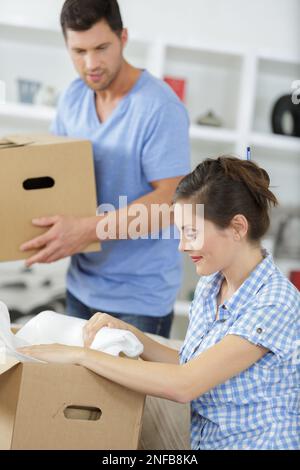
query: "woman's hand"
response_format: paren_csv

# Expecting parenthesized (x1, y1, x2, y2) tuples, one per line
(83, 312, 133, 348)
(18, 344, 85, 364)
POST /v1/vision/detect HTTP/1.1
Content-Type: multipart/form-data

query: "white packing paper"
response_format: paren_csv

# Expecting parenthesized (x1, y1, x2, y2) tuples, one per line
(0, 302, 144, 363)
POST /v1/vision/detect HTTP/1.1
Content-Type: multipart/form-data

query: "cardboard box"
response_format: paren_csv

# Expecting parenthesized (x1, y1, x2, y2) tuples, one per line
(0, 134, 100, 262)
(0, 356, 145, 450)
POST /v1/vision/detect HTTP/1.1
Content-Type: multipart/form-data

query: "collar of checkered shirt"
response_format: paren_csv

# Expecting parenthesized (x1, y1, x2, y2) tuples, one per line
(200, 249, 275, 319)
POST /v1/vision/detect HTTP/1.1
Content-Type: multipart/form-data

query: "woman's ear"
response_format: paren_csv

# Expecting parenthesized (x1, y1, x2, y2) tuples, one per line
(230, 214, 249, 241)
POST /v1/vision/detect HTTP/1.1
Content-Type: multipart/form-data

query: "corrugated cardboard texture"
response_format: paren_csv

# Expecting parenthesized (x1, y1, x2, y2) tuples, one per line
(1, 363, 144, 450)
(0, 134, 100, 261)
(0, 363, 22, 450)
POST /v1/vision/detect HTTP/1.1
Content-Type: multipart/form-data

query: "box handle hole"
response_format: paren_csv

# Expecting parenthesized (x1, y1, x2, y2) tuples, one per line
(23, 177, 55, 191)
(63, 405, 102, 421)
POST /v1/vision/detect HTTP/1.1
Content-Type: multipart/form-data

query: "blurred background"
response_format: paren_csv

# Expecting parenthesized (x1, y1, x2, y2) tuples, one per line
(0, 0, 299, 338)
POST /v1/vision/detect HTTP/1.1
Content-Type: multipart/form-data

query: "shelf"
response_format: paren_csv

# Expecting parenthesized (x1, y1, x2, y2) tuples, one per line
(258, 49, 300, 67)
(0, 22, 64, 49)
(1, 110, 298, 158)
(0, 102, 56, 122)
(0, 19, 60, 33)
(253, 56, 300, 134)
(164, 45, 242, 129)
(0, 20, 157, 47)
(250, 132, 300, 154)
(1, 19, 297, 65)
(190, 125, 238, 143)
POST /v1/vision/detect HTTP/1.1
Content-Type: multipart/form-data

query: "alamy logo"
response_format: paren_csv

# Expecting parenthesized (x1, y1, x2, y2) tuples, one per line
(96, 197, 205, 248)
(291, 80, 300, 105)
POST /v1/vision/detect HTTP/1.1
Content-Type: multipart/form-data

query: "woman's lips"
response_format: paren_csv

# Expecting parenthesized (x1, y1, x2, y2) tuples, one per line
(191, 256, 203, 264)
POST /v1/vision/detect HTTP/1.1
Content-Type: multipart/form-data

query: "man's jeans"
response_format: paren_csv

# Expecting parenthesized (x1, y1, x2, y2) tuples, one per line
(66, 290, 174, 338)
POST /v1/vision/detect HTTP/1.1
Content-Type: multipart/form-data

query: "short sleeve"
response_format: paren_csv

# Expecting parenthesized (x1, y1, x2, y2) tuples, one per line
(227, 303, 299, 361)
(141, 102, 190, 182)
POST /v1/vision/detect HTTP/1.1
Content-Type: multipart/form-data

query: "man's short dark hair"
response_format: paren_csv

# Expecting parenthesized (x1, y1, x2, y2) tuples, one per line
(60, 0, 124, 37)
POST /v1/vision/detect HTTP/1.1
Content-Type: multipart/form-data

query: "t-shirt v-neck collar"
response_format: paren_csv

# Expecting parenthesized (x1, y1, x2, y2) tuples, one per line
(90, 69, 147, 127)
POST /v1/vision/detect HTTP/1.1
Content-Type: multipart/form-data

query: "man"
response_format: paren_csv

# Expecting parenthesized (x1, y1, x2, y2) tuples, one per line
(21, 0, 190, 338)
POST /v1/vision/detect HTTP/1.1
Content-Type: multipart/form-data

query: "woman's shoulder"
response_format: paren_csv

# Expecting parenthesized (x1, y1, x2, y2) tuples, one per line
(256, 265, 300, 314)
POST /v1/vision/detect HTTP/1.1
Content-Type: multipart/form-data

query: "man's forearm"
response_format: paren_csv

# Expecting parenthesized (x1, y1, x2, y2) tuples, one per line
(85, 187, 175, 243)
(84, 215, 104, 243)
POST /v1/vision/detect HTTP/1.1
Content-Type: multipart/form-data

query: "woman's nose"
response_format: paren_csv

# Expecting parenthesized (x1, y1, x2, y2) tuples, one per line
(178, 239, 185, 252)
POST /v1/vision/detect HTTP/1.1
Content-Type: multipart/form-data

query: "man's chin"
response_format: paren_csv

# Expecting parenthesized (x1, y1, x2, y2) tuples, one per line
(82, 76, 107, 91)
(86, 81, 107, 92)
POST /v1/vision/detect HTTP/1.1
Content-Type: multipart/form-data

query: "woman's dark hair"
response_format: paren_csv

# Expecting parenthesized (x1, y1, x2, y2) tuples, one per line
(60, 0, 123, 37)
(174, 156, 278, 242)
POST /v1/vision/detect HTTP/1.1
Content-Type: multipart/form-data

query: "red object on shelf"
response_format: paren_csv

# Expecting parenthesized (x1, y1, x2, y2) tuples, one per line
(290, 271, 300, 291)
(163, 76, 186, 102)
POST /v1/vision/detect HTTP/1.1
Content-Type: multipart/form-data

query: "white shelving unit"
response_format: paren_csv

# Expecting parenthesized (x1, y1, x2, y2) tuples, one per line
(0, 102, 56, 121)
(1, 21, 298, 148)
(250, 132, 300, 154)
(0, 20, 299, 323)
(189, 125, 238, 143)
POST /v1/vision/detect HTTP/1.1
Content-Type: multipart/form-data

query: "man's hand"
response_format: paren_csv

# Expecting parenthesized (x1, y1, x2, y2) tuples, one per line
(20, 215, 96, 267)
(19, 177, 184, 267)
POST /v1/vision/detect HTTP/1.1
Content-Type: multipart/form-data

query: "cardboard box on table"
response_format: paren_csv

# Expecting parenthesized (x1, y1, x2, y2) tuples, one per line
(0, 134, 100, 262)
(0, 353, 145, 450)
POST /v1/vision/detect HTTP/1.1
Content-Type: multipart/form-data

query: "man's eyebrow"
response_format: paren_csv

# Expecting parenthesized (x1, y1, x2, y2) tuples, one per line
(95, 42, 111, 48)
(71, 42, 111, 51)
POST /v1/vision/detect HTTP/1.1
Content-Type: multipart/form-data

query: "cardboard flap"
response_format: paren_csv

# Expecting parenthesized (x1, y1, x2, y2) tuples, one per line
(0, 134, 91, 151)
(5, 135, 37, 144)
(0, 134, 67, 148)
(0, 136, 35, 149)
(0, 356, 20, 376)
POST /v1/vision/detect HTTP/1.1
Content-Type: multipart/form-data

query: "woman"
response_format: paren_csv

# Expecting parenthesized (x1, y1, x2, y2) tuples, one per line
(20, 156, 300, 450)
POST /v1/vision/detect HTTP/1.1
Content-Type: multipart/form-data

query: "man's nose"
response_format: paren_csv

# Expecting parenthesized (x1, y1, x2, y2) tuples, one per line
(85, 52, 100, 71)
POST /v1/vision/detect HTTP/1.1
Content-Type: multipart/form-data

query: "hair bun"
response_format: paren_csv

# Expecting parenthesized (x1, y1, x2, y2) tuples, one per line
(217, 156, 277, 210)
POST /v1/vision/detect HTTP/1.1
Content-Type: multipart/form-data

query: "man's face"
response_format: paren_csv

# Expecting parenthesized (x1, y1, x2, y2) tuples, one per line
(65, 20, 127, 92)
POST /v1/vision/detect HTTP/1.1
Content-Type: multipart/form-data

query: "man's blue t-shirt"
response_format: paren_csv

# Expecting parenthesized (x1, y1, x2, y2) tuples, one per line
(51, 70, 190, 316)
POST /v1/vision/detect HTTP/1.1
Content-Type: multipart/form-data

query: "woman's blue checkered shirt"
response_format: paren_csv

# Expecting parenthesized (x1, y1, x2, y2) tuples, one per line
(179, 251, 300, 450)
